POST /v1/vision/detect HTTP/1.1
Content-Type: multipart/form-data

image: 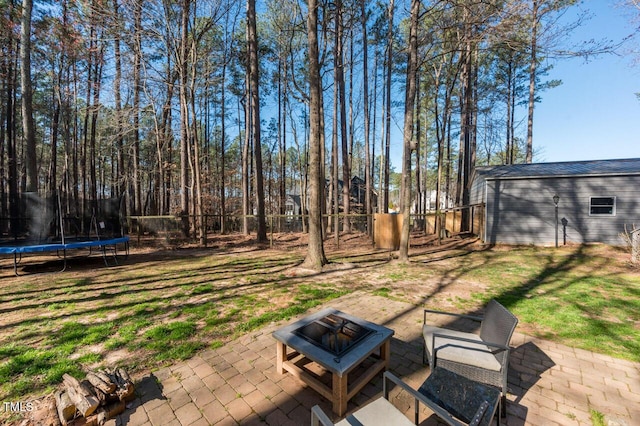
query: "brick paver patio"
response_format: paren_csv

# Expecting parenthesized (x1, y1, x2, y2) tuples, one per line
(106, 292, 640, 425)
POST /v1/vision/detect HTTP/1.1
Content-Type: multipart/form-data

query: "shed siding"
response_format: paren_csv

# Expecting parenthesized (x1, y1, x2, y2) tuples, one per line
(484, 175, 640, 245)
(470, 175, 485, 206)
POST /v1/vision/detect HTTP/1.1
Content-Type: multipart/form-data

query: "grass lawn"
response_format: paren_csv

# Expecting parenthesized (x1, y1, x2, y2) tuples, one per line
(1, 234, 638, 407)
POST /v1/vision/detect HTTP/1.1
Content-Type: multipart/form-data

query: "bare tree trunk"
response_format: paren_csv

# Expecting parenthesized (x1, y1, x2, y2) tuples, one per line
(336, 0, 350, 233)
(160, 69, 176, 215)
(435, 125, 444, 243)
(189, 30, 205, 246)
(220, 31, 230, 234)
(331, 58, 339, 244)
(505, 57, 513, 164)
(133, 0, 143, 214)
(81, 26, 94, 217)
(179, 0, 191, 236)
(383, 0, 394, 213)
(5, 31, 19, 235)
(278, 59, 286, 225)
(21, 0, 37, 193)
(72, 63, 80, 215)
(361, 0, 372, 237)
(242, 85, 250, 235)
(415, 70, 423, 231)
(526, 0, 538, 164)
(319, 82, 326, 236)
(0, 42, 7, 224)
(433, 56, 455, 243)
(459, 2, 475, 232)
(287, 101, 307, 233)
(0, 45, 9, 224)
(49, 76, 61, 196)
(445, 112, 451, 208)
(192, 103, 205, 245)
(113, 0, 126, 204)
(302, 0, 328, 270)
(89, 42, 103, 206)
(372, 52, 379, 214)
(399, 0, 419, 262)
(247, 0, 267, 242)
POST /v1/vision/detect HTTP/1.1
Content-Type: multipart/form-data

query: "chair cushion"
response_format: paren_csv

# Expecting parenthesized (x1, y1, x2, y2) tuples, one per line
(335, 397, 414, 426)
(423, 325, 502, 372)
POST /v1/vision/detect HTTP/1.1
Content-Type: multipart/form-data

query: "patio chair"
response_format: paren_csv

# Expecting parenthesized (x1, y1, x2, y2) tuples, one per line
(422, 299, 518, 416)
(311, 371, 500, 426)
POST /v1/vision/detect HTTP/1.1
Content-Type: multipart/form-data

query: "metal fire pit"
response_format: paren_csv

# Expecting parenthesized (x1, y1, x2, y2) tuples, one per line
(292, 313, 374, 357)
(273, 308, 394, 416)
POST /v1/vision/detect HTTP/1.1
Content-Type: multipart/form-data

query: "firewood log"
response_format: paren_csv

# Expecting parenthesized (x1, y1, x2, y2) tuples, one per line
(55, 390, 76, 424)
(96, 400, 125, 424)
(86, 371, 116, 394)
(95, 371, 115, 389)
(115, 368, 132, 383)
(92, 386, 108, 404)
(62, 374, 99, 417)
(114, 368, 135, 401)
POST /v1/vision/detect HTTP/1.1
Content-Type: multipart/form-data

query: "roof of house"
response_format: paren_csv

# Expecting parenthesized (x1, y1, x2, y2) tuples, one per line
(474, 158, 640, 181)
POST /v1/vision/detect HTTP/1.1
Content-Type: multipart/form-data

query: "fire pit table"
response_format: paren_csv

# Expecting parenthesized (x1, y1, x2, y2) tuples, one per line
(272, 308, 394, 416)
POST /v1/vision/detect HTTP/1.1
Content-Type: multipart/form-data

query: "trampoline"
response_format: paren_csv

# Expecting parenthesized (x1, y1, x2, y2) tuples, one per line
(0, 192, 130, 275)
(0, 237, 130, 275)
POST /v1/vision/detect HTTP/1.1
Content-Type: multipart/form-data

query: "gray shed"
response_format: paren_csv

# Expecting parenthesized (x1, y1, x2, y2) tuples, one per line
(470, 158, 640, 246)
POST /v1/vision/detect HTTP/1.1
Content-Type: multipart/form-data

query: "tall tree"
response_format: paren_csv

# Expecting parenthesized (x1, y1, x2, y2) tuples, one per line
(361, 0, 372, 236)
(331, 39, 339, 242)
(336, 0, 350, 233)
(526, 0, 539, 164)
(398, 0, 419, 261)
(2, 0, 19, 233)
(302, 0, 328, 270)
(219, 5, 239, 234)
(383, 0, 394, 213)
(247, 0, 267, 242)
(132, 0, 143, 214)
(21, 0, 37, 193)
(458, 0, 477, 232)
(179, 0, 191, 236)
(112, 0, 126, 202)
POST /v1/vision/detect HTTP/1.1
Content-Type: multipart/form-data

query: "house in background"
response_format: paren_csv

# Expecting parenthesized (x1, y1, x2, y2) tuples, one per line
(285, 194, 302, 218)
(343, 176, 378, 214)
(285, 176, 378, 221)
(470, 158, 640, 246)
(415, 190, 455, 212)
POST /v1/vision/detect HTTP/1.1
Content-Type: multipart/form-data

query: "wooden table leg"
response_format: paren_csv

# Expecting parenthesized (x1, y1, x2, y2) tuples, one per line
(276, 341, 286, 374)
(332, 372, 348, 416)
(380, 340, 391, 369)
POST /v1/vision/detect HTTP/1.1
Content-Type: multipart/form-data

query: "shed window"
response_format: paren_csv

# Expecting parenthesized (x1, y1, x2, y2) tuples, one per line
(589, 197, 616, 216)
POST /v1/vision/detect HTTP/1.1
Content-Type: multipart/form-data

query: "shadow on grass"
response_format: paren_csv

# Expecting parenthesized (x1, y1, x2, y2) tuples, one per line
(1, 234, 638, 406)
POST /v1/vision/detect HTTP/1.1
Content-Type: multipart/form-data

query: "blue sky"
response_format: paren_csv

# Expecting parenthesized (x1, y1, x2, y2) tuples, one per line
(534, 1, 639, 163)
(385, 1, 639, 170)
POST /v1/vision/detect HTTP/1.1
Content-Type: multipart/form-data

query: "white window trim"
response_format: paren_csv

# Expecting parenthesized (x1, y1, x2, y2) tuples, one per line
(589, 196, 616, 217)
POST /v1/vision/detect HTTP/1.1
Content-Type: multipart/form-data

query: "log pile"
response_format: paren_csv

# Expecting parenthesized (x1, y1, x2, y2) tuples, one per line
(30, 368, 135, 426)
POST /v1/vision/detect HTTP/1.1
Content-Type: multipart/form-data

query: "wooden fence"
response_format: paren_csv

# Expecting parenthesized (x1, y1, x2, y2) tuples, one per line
(125, 204, 485, 246)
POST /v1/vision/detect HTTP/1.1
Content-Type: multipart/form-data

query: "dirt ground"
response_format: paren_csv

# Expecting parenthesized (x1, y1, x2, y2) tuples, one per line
(1, 230, 634, 340)
(1, 229, 631, 295)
